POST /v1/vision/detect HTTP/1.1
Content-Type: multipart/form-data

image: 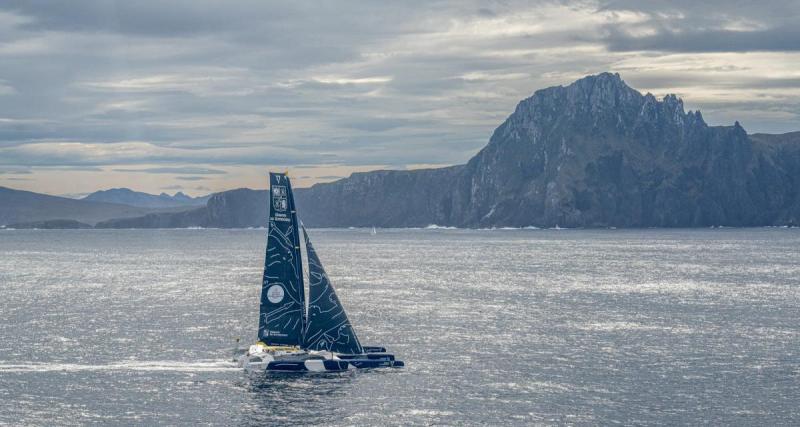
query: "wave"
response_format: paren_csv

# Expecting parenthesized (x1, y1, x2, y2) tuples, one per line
(342, 225, 546, 231)
(0, 359, 238, 373)
(476, 226, 541, 230)
(424, 224, 458, 229)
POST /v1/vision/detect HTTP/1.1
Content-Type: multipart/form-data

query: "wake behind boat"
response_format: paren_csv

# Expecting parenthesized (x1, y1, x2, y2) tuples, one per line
(236, 172, 403, 373)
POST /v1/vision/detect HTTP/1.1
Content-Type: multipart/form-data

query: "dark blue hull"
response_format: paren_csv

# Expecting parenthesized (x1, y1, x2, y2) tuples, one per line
(346, 359, 404, 369)
(338, 353, 395, 361)
(266, 359, 350, 372)
(338, 350, 404, 369)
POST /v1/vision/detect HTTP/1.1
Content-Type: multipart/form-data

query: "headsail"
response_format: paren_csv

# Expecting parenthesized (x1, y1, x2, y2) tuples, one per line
(258, 172, 305, 346)
(301, 227, 364, 355)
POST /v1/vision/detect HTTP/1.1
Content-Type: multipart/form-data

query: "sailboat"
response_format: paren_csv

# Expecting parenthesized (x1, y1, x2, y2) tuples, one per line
(236, 172, 403, 373)
(371, 226, 377, 235)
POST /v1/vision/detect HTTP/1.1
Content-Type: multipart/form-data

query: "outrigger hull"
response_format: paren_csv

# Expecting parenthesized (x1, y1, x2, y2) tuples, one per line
(237, 349, 404, 373)
(238, 349, 353, 373)
(337, 352, 395, 361)
(346, 359, 404, 369)
(262, 358, 403, 372)
(267, 359, 350, 372)
(337, 351, 404, 369)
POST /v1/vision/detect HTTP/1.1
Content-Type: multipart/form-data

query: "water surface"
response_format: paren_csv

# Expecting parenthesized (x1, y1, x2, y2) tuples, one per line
(0, 228, 798, 425)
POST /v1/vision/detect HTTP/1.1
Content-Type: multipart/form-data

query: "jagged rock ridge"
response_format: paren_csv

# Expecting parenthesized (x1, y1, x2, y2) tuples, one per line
(79, 73, 800, 228)
(83, 188, 209, 209)
(298, 73, 799, 228)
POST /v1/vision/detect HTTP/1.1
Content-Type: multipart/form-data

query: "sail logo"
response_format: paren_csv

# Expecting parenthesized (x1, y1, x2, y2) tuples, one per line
(266, 284, 285, 303)
(272, 185, 288, 212)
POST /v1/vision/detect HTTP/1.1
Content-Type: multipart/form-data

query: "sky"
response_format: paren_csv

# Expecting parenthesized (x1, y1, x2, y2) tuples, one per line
(0, 0, 798, 196)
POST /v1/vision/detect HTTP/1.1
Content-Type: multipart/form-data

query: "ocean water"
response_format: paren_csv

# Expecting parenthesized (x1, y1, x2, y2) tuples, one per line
(0, 228, 798, 426)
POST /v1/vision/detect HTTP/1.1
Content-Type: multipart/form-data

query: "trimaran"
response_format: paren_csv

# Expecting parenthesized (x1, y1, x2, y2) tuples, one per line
(236, 172, 404, 372)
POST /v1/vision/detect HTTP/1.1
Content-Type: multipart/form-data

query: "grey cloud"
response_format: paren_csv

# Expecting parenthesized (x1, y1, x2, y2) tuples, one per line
(0, 0, 798, 194)
(112, 167, 227, 175)
(160, 184, 184, 190)
(2, 1, 276, 37)
(598, 0, 800, 53)
(476, 8, 496, 17)
(0, 167, 32, 174)
(175, 176, 207, 181)
(0, 152, 314, 168)
(58, 192, 91, 198)
(340, 118, 414, 132)
(37, 166, 104, 172)
(618, 73, 800, 92)
(604, 25, 800, 53)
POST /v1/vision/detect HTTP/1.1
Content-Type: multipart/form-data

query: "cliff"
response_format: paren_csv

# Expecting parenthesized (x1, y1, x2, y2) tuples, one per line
(86, 73, 800, 228)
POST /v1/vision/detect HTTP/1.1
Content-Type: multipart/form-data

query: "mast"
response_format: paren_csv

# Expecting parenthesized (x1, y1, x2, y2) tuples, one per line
(301, 226, 364, 355)
(257, 172, 306, 346)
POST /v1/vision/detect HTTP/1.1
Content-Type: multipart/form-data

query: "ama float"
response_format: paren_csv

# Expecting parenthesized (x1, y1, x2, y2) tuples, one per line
(236, 172, 404, 373)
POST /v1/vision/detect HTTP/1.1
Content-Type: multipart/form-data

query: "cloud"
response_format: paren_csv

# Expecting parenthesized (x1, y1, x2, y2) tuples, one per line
(457, 71, 530, 82)
(340, 118, 413, 132)
(112, 166, 227, 175)
(0, 166, 31, 174)
(604, 25, 800, 53)
(58, 191, 90, 198)
(312, 76, 393, 85)
(0, 0, 797, 195)
(597, 1, 800, 52)
(476, 8, 496, 18)
(0, 80, 15, 95)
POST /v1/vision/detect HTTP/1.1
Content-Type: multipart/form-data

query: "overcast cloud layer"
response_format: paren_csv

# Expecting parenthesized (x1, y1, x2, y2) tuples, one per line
(1, 0, 799, 195)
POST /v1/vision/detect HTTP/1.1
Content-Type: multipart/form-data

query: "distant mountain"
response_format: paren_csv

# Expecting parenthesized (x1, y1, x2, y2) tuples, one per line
(31, 73, 800, 228)
(0, 187, 187, 226)
(82, 188, 209, 208)
(298, 73, 800, 228)
(94, 189, 263, 228)
(6, 219, 92, 229)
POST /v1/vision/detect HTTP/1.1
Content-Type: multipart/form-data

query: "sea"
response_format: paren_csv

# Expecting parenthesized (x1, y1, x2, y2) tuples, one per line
(0, 228, 798, 426)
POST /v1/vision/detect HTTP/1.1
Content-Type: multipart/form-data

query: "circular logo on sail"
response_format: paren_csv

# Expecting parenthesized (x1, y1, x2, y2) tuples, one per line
(266, 284, 285, 303)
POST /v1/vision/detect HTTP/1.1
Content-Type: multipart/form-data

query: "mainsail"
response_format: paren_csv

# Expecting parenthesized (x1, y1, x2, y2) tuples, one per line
(257, 172, 305, 346)
(301, 226, 364, 355)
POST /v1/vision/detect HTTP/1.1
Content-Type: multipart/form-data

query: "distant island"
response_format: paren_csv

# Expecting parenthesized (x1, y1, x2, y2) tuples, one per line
(2, 73, 799, 229)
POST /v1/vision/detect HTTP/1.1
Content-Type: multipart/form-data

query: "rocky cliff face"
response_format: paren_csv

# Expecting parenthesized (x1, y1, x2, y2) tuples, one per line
(447, 72, 797, 227)
(298, 73, 800, 227)
(94, 73, 800, 228)
(294, 166, 463, 227)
